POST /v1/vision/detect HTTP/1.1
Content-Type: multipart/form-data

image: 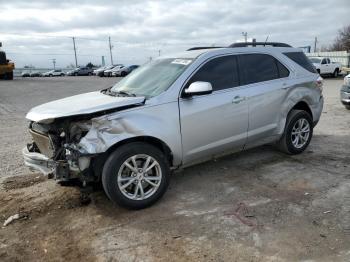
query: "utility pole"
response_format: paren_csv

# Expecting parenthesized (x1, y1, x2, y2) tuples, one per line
(242, 32, 248, 43)
(51, 58, 56, 69)
(158, 50, 161, 57)
(72, 37, 78, 67)
(109, 36, 114, 65)
(314, 37, 318, 53)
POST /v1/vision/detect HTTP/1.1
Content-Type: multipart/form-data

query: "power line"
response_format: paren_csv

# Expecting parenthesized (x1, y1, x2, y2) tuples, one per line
(6, 52, 104, 57)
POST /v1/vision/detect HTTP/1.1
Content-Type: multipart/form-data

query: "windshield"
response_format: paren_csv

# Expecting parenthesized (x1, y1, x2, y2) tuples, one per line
(309, 58, 321, 63)
(111, 58, 192, 98)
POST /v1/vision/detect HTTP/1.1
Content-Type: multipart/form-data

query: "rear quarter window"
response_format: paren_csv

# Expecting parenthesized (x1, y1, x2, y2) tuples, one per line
(283, 52, 317, 73)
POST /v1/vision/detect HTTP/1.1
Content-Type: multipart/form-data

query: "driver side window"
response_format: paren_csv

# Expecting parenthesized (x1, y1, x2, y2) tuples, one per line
(186, 55, 239, 92)
(321, 59, 327, 64)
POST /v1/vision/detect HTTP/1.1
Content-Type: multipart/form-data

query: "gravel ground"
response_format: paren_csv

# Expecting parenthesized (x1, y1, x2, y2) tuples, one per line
(0, 76, 349, 261)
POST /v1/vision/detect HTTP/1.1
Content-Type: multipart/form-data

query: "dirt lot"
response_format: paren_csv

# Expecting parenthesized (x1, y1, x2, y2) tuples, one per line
(0, 76, 349, 261)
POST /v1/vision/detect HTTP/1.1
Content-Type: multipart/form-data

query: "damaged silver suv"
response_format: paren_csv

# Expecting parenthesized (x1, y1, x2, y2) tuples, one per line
(23, 42, 323, 209)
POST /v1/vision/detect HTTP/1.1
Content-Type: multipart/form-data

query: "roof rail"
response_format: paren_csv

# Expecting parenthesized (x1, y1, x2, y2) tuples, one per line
(187, 46, 223, 51)
(229, 42, 292, 48)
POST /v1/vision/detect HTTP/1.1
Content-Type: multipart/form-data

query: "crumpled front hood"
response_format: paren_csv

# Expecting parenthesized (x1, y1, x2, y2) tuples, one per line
(26, 91, 145, 122)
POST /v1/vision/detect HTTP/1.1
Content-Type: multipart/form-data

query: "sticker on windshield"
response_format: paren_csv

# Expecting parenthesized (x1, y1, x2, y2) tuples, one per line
(171, 59, 192, 65)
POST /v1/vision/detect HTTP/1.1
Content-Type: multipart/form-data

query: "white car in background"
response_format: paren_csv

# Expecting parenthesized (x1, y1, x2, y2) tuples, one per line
(43, 70, 65, 77)
(310, 57, 342, 77)
(93, 66, 110, 77)
(104, 65, 124, 77)
(112, 65, 139, 77)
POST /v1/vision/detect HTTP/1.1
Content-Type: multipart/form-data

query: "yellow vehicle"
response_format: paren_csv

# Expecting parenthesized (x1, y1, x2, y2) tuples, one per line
(0, 43, 15, 80)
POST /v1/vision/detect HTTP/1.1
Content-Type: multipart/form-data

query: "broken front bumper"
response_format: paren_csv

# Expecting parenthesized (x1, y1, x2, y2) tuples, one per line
(23, 145, 90, 181)
(22, 147, 54, 175)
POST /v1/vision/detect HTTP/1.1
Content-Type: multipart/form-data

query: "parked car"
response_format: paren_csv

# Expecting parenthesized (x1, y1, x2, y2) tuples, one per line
(94, 65, 114, 77)
(21, 71, 31, 77)
(30, 71, 43, 77)
(341, 74, 350, 110)
(112, 65, 139, 77)
(23, 42, 323, 209)
(93, 66, 108, 76)
(67, 67, 93, 76)
(43, 70, 65, 77)
(310, 57, 342, 77)
(104, 65, 124, 77)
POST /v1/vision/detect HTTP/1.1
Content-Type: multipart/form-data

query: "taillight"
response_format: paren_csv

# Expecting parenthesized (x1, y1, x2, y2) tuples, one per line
(315, 76, 323, 92)
(344, 75, 350, 86)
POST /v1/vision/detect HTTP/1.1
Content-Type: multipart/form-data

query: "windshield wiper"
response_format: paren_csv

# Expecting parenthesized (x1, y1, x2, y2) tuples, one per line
(115, 91, 136, 97)
(101, 87, 136, 97)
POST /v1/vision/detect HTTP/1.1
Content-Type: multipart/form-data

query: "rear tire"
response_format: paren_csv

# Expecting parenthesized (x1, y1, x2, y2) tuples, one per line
(277, 110, 313, 154)
(345, 105, 350, 110)
(333, 69, 339, 78)
(102, 142, 170, 209)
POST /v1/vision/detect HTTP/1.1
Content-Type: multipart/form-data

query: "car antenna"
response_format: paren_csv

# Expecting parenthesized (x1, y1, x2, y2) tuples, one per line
(264, 36, 269, 46)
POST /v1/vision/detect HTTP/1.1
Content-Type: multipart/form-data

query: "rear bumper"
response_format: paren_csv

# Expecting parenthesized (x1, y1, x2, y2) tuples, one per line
(22, 147, 54, 175)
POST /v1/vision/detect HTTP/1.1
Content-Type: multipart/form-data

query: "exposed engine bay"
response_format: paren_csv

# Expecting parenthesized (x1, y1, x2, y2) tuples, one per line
(26, 117, 98, 183)
(23, 91, 146, 186)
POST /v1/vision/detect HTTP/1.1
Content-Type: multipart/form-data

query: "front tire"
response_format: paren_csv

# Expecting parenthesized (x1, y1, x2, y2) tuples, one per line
(102, 142, 170, 209)
(277, 110, 313, 154)
(345, 105, 350, 110)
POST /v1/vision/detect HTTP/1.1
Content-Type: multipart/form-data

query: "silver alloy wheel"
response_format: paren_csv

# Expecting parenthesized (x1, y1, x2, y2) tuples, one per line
(117, 154, 162, 201)
(291, 118, 310, 149)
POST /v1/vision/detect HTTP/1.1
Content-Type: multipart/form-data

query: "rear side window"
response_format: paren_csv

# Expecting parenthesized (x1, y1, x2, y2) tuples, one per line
(238, 54, 279, 85)
(276, 60, 290, 78)
(187, 55, 239, 91)
(283, 52, 317, 73)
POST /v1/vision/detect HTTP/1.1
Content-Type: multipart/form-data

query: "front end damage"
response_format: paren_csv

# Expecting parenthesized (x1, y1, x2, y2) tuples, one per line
(23, 92, 146, 186)
(23, 119, 99, 184)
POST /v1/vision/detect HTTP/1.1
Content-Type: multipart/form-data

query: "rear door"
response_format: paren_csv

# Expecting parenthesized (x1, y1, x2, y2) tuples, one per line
(237, 53, 291, 148)
(179, 55, 249, 164)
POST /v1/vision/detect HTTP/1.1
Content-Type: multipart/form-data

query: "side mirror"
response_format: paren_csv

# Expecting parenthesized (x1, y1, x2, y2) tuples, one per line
(184, 81, 212, 96)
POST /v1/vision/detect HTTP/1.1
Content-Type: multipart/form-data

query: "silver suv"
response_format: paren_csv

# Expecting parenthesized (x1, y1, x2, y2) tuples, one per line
(23, 42, 324, 209)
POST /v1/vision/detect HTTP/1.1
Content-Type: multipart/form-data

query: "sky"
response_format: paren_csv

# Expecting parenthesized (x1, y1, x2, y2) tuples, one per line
(0, 0, 349, 68)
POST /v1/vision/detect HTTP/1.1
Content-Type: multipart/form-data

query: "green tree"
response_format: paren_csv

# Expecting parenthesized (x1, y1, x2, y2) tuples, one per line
(86, 62, 95, 68)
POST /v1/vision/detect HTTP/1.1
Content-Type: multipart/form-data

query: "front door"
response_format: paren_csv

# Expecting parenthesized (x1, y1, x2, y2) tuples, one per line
(179, 55, 249, 164)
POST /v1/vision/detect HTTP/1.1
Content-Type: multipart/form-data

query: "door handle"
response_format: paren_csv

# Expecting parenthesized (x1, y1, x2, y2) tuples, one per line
(232, 96, 245, 104)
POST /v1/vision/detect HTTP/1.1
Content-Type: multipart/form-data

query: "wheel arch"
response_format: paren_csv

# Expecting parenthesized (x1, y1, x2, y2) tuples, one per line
(107, 136, 173, 164)
(91, 136, 174, 180)
(290, 100, 313, 120)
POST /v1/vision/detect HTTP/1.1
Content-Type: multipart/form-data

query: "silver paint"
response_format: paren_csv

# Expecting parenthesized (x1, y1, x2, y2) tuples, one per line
(24, 46, 324, 175)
